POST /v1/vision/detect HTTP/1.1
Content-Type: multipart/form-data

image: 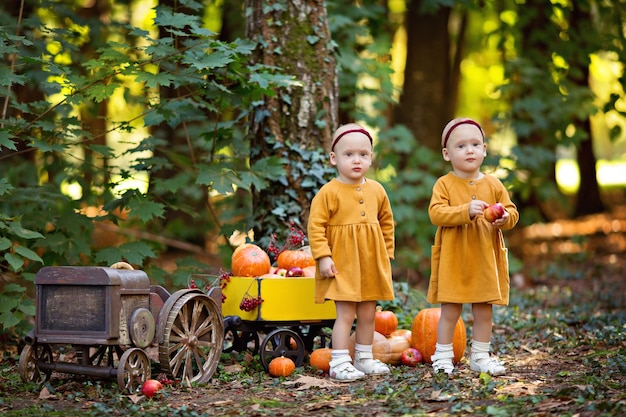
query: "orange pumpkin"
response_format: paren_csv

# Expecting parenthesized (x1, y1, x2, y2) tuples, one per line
(410, 308, 466, 364)
(268, 356, 296, 377)
(348, 331, 392, 364)
(309, 347, 332, 373)
(390, 329, 412, 343)
(374, 306, 398, 337)
(387, 335, 411, 365)
(277, 248, 315, 270)
(231, 244, 271, 277)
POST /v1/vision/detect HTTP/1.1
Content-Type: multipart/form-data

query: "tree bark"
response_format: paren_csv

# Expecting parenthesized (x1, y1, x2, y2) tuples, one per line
(570, 2, 605, 216)
(394, 0, 454, 155)
(246, 0, 338, 236)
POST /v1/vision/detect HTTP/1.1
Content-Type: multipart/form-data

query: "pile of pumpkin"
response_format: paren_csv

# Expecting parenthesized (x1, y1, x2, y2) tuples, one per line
(232, 243, 316, 278)
(305, 307, 467, 376)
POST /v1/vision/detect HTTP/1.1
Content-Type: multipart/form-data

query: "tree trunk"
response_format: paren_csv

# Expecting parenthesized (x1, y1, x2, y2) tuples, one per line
(246, 0, 338, 237)
(570, 2, 605, 216)
(394, 1, 453, 155)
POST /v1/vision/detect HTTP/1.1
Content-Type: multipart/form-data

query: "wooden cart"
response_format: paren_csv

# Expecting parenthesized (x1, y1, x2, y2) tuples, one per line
(219, 275, 335, 371)
(18, 264, 224, 393)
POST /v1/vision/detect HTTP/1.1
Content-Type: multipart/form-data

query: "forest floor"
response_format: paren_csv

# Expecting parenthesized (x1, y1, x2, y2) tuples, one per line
(1, 205, 625, 416)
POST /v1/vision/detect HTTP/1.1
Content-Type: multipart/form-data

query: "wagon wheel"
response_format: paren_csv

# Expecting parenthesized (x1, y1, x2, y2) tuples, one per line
(296, 325, 332, 351)
(117, 347, 151, 394)
(18, 343, 53, 384)
(223, 327, 260, 354)
(159, 292, 224, 384)
(259, 328, 305, 371)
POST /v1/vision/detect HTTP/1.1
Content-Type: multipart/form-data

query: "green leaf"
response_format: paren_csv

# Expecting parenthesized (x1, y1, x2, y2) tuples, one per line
(2, 283, 26, 293)
(0, 130, 17, 150)
(135, 71, 176, 89)
(13, 245, 43, 263)
(0, 311, 20, 328)
(95, 241, 155, 266)
(4, 252, 24, 271)
(127, 198, 165, 222)
(196, 165, 237, 193)
(0, 296, 19, 313)
(9, 222, 44, 239)
(183, 50, 234, 70)
(0, 237, 11, 251)
(0, 178, 13, 195)
(85, 83, 119, 103)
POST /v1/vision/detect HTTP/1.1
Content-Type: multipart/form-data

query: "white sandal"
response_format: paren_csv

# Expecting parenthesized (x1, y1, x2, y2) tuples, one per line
(470, 352, 506, 376)
(329, 356, 365, 382)
(431, 350, 455, 375)
(354, 351, 390, 375)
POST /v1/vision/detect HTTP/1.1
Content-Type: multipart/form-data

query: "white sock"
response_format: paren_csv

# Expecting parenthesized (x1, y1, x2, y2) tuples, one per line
(435, 342, 453, 354)
(471, 340, 491, 355)
(331, 349, 350, 361)
(354, 343, 372, 354)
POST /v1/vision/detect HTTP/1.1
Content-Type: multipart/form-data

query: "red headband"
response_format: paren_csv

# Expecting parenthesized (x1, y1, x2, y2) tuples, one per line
(442, 120, 484, 148)
(331, 128, 373, 151)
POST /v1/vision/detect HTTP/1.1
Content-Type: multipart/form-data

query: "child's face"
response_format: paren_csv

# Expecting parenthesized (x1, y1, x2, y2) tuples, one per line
(442, 124, 486, 178)
(330, 132, 373, 184)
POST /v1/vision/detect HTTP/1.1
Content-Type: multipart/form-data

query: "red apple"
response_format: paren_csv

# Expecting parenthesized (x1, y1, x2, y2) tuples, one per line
(141, 379, 163, 398)
(287, 266, 304, 277)
(484, 203, 505, 222)
(400, 347, 422, 366)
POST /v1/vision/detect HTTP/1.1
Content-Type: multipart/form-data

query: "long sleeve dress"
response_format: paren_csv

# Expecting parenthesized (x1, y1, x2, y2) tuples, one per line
(426, 172, 519, 306)
(308, 178, 395, 304)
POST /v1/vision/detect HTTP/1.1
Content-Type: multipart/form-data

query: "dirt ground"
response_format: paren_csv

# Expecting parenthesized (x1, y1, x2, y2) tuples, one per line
(1, 208, 625, 416)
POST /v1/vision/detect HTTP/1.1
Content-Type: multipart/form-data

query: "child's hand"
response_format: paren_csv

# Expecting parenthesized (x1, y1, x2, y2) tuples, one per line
(469, 200, 489, 220)
(318, 256, 338, 278)
(492, 209, 509, 227)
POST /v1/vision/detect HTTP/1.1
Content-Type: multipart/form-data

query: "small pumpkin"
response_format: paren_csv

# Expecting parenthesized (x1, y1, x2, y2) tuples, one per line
(277, 248, 315, 270)
(390, 329, 412, 343)
(387, 335, 411, 365)
(348, 331, 392, 364)
(374, 306, 398, 337)
(268, 356, 296, 377)
(231, 243, 271, 277)
(309, 347, 332, 373)
(410, 308, 466, 364)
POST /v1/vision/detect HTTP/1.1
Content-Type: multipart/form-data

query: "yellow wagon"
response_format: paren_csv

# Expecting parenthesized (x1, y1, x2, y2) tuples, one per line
(219, 275, 335, 371)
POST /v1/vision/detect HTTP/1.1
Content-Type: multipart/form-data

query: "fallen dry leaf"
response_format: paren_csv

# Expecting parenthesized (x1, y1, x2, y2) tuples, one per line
(282, 375, 337, 390)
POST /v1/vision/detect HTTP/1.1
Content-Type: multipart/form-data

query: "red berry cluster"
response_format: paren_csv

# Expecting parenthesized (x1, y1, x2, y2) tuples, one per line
(267, 221, 307, 261)
(189, 279, 197, 289)
(156, 373, 176, 386)
(239, 295, 263, 312)
(220, 270, 232, 303)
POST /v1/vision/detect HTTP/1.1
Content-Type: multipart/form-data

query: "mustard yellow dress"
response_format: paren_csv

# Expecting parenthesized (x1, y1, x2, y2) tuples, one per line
(427, 172, 519, 306)
(308, 178, 395, 303)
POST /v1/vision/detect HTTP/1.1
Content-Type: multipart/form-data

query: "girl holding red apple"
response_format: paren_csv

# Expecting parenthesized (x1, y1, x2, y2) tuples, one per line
(427, 117, 519, 376)
(308, 123, 395, 382)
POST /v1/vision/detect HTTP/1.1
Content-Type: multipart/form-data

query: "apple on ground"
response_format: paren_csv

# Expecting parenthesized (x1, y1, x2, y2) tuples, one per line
(400, 347, 422, 366)
(484, 203, 505, 223)
(141, 379, 163, 398)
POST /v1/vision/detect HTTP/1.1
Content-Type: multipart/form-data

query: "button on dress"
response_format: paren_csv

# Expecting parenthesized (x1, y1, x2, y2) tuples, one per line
(427, 173, 519, 306)
(308, 178, 395, 303)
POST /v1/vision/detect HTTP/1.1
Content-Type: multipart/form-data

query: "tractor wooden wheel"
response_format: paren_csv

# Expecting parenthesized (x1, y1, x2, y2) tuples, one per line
(117, 347, 150, 394)
(18, 343, 53, 385)
(158, 291, 224, 384)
